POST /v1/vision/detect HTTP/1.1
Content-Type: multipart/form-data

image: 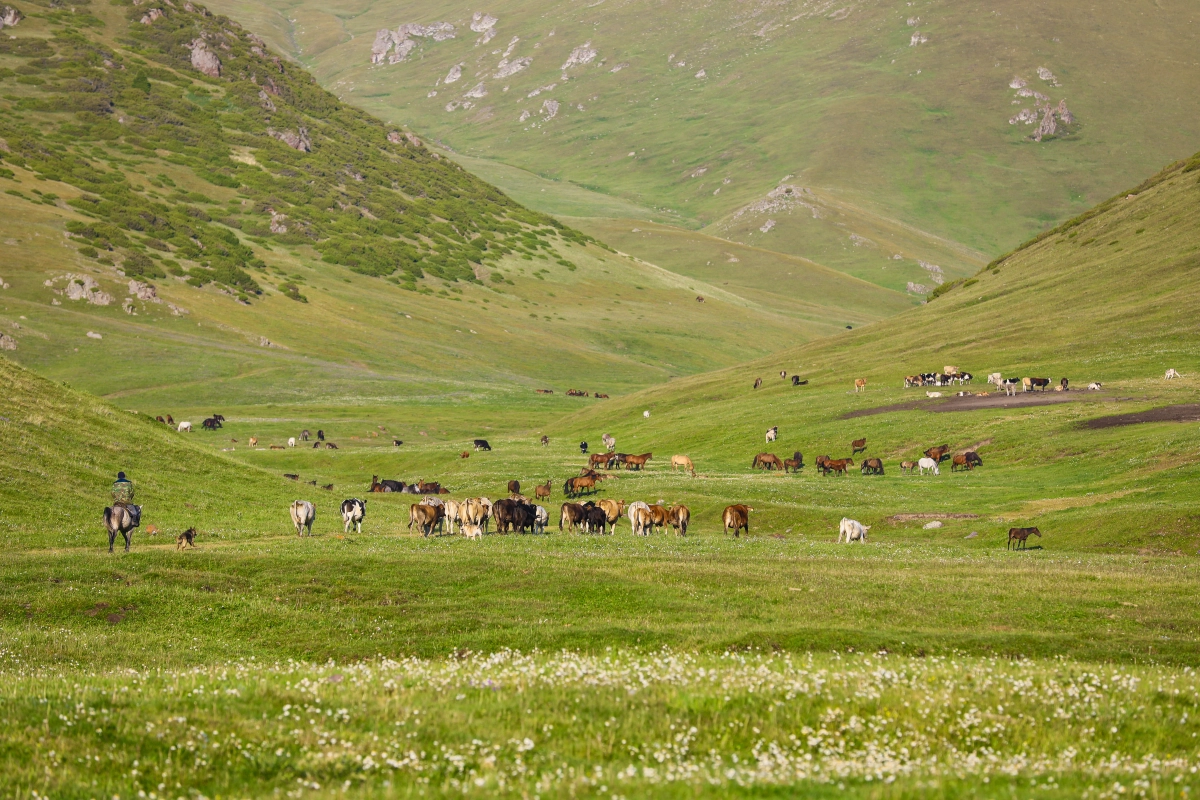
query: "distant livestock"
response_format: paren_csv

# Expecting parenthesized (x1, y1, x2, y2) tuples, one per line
(917, 457, 940, 476)
(508, 479, 521, 495)
(317, 430, 325, 441)
(288, 437, 296, 447)
(838, 518, 870, 543)
(290, 500, 315, 536)
(540, 435, 550, 446)
(623, 453, 652, 470)
(408, 504, 440, 537)
(560, 502, 587, 533)
(474, 439, 492, 451)
(598, 499, 626, 534)
(301, 430, 310, 441)
(668, 505, 690, 536)
(851, 437, 867, 455)
(603, 433, 616, 452)
(1007, 526, 1042, 550)
(854, 378, 867, 393)
(860, 457, 884, 475)
(535, 479, 552, 501)
(1088, 382, 1103, 391)
(752, 453, 782, 471)
(924, 445, 951, 462)
(1166, 368, 1181, 380)
(900, 460, 917, 474)
(926, 391, 942, 398)
(631, 504, 654, 537)
(765, 426, 778, 444)
(791, 376, 807, 386)
(671, 454, 696, 476)
(753, 378, 763, 389)
(202, 417, 221, 431)
(178, 421, 192, 432)
(822, 458, 854, 476)
(722, 504, 753, 537)
(1028, 377, 1051, 391)
(340, 498, 366, 534)
(952, 452, 983, 471)
(783, 452, 804, 473)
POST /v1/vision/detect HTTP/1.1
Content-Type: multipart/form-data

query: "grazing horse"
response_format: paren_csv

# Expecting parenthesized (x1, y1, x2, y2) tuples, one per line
(917, 457, 940, 476)
(177, 421, 192, 432)
(290, 500, 315, 536)
(824, 458, 854, 476)
(722, 505, 753, 537)
(753, 378, 763, 389)
(668, 504, 690, 536)
(783, 452, 804, 472)
(860, 458, 884, 475)
(166, 414, 175, 425)
(103, 505, 140, 552)
(1007, 526, 1042, 550)
(900, 460, 917, 474)
(752, 453, 782, 471)
(340, 498, 366, 533)
(671, 455, 696, 476)
(300, 429, 310, 441)
(838, 518, 870, 543)
(766, 426, 778, 444)
(854, 378, 867, 393)
(851, 437, 867, 455)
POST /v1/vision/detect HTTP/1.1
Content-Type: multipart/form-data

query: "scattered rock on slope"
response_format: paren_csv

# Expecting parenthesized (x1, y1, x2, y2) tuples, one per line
(561, 42, 597, 70)
(268, 127, 312, 152)
(188, 38, 221, 77)
(0, 5, 23, 28)
(471, 12, 498, 45)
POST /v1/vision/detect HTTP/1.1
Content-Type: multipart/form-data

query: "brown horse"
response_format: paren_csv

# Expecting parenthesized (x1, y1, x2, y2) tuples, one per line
(623, 453, 652, 471)
(851, 438, 867, 456)
(723, 505, 753, 537)
(1008, 527, 1042, 550)
(783, 452, 804, 473)
(752, 453, 782, 470)
(534, 479, 552, 501)
(823, 458, 855, 476)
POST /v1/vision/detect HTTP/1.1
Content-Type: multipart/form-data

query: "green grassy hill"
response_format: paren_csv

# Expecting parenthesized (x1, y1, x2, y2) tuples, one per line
(198, 0, 1200, 290)
(0, 0, 912, 412)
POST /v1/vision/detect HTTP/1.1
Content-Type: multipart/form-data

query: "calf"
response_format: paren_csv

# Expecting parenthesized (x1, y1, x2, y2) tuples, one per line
(340, 498, 366, 533)
(854, 378, 867, 393)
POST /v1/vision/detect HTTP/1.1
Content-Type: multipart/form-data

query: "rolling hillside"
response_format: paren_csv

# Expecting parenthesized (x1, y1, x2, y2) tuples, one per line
(199, 0, 1200, 291)
(0, 0, 911, 412)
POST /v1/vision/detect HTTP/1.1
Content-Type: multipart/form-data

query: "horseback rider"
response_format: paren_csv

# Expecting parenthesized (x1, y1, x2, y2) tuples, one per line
(111, 471, 141, 527)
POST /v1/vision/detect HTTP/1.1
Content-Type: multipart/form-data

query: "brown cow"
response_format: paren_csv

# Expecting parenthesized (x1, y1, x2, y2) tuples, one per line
(823, 458, 855, 476)
(783, 452, 804, 473)
(723, 505, 753, 537)
(1007, 526, 1042, 550)
(851, 438, 867, 456)
(854, 378, 867, 393)
(508, 479, 521, 495)
(752, 453, 782, 470)
(535, 479, 552, 501)
(595, 499, 625, 534)
(559, 502, 587, 533)
(668, 504, 690, 536)
(408, 504, 440, 537)
(924, 445, 951, 463)
(624, 453, 652, 471)
(648, 504, 669, 533)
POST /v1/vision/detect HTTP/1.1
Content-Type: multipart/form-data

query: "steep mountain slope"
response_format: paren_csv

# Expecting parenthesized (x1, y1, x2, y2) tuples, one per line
(200, 0, 1199, 290)
(0, 0, 911, 409)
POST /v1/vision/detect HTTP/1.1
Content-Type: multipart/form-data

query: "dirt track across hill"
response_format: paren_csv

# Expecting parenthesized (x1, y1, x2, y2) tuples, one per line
(1081, 403, 1200, 429)
(842, 392, 1120, 419)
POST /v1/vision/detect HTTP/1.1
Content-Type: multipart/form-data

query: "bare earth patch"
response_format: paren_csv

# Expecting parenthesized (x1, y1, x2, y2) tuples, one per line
(843, 392, 1122, 419)
(1081, 403, 1200, 429)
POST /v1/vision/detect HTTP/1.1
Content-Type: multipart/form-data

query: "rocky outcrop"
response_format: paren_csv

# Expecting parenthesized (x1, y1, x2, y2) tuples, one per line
(463, 82, 488, 99)
(258, 89, 276, 111)
(140, 8, 164, 24)
(540, 99, 560, 119)
(470, 12, 498, 45)
(189, 38, 221, 78)
(1032, 107, 1057, 142)
(561, 42, 597, 70)
(0, 6, 23, 28)
(128, 280, 160, 302)
(493, 57, 531, 79)
(0, 333, 16, 351)
(372, 22, 455, 65)
(444, 63, 463, 84)
(46, 274, 114, 305)
(268, 127, 311, 152)
(269, 210, 288, 233)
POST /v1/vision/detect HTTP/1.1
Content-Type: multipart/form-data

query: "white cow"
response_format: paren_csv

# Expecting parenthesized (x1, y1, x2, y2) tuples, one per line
(178, 421, 192, 432)
(290, 500, 315, 536)
(442, 500, 460, 535)
(340, 498, 365, 534)
(987, 372, 1003, 388)
(534, 505, 549, 534)
(1088, 382, 1103, 391)
(627, 501, 651, 535)
(288, 437, 296, 447)
(1165, 368, 1181, 380)
(917, 457, 940, 476)
(838, 517, 870, 543)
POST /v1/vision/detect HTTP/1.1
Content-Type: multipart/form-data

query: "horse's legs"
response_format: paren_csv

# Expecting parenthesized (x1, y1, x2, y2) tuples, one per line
(123, 530, 131, 552)
(108, 528, 116, 553)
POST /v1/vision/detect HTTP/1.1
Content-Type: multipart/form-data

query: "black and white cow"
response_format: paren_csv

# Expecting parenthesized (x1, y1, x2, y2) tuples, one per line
(341, 498, 366, 534)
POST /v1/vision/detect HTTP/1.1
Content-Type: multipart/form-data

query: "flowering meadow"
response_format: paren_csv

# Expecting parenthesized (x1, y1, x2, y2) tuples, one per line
(3, 648, 1198, 798)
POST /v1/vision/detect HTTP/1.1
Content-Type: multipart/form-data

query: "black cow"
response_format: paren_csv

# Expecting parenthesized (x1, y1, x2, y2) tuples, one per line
(474, 439, 492, 451)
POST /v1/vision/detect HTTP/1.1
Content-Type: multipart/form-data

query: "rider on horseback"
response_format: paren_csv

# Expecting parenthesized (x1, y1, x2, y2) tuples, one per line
(111, 471, 141, 527)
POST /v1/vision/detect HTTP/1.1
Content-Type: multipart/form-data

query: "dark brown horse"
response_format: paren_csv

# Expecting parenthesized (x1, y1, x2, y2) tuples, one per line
(851, 438, 867, 456)
(1007, 527, 1042, 550)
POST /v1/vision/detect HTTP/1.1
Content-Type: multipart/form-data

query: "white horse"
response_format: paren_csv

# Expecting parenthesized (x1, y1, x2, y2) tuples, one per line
(917, 457, 940, 476)
(765, 425, 778, 444)
(1165, 368, 1181, 380)
(288, 437, 296, 447)
(177, 421, 192, 432)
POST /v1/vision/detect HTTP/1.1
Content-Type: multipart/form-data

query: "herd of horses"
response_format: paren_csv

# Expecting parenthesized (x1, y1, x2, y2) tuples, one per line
(750, 439, 983, 478)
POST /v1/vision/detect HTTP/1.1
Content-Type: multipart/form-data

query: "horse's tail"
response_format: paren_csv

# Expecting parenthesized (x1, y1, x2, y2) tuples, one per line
(103, 506, 113, 531)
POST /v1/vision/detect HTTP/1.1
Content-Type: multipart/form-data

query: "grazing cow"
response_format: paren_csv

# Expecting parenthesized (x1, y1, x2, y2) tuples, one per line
(535, 479, 552, 501)
(178, 421, 192, 432)
(854, 378, 867, 393)
(103, 504, 140, 552)
(917, 457, 940, 476)
(851, 438, 867, 456)
(560, 502, 587, 533)
(753, 378, 763, 389)
(924, 445, 951, 462)
(668, 504, 690, 536)
(860, 458, 884, 475)
(1166, 368, 1181, 380)
(598, 499, 626, 533)
(301, 430, 310, 441)
(766, 426, 779, 444)
(317, 430, 325, 441)
(900, 460, 917, 474)
(904, 375, 922, 388)
(823, 458, 854, 476)
(959, 372, 974, 385)
(722, 505, 753, 537)
(474, 439, 492, 451)
(987, 373, 1003, 388)
(176, 527, 197, 550)
(783, 452, 804, 473)
(325, 442, 339, 450)
(631, 504, 654, 537)
(626, 501, 650, 535)
(341, 498, 366, 534)
(290, 500, 315, 536)
(408, 504, 440, 537)
(584, 504, 609, 534)
(838, 518, 870, 543)
(792, 376, 807, 386)
(1007, 526, 1042, 550)
(602, 433, 616, 452)
(1029, 377, 1051, 391)
(624, 453, 652, 471)
(580, 441, 589, 454)
(508, 479, 521, 495)
(752, 453, 783, 471)
(671, 454, 696, 476)
(540, 435, 550, 446)
(1022, 377, 1033, 392)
